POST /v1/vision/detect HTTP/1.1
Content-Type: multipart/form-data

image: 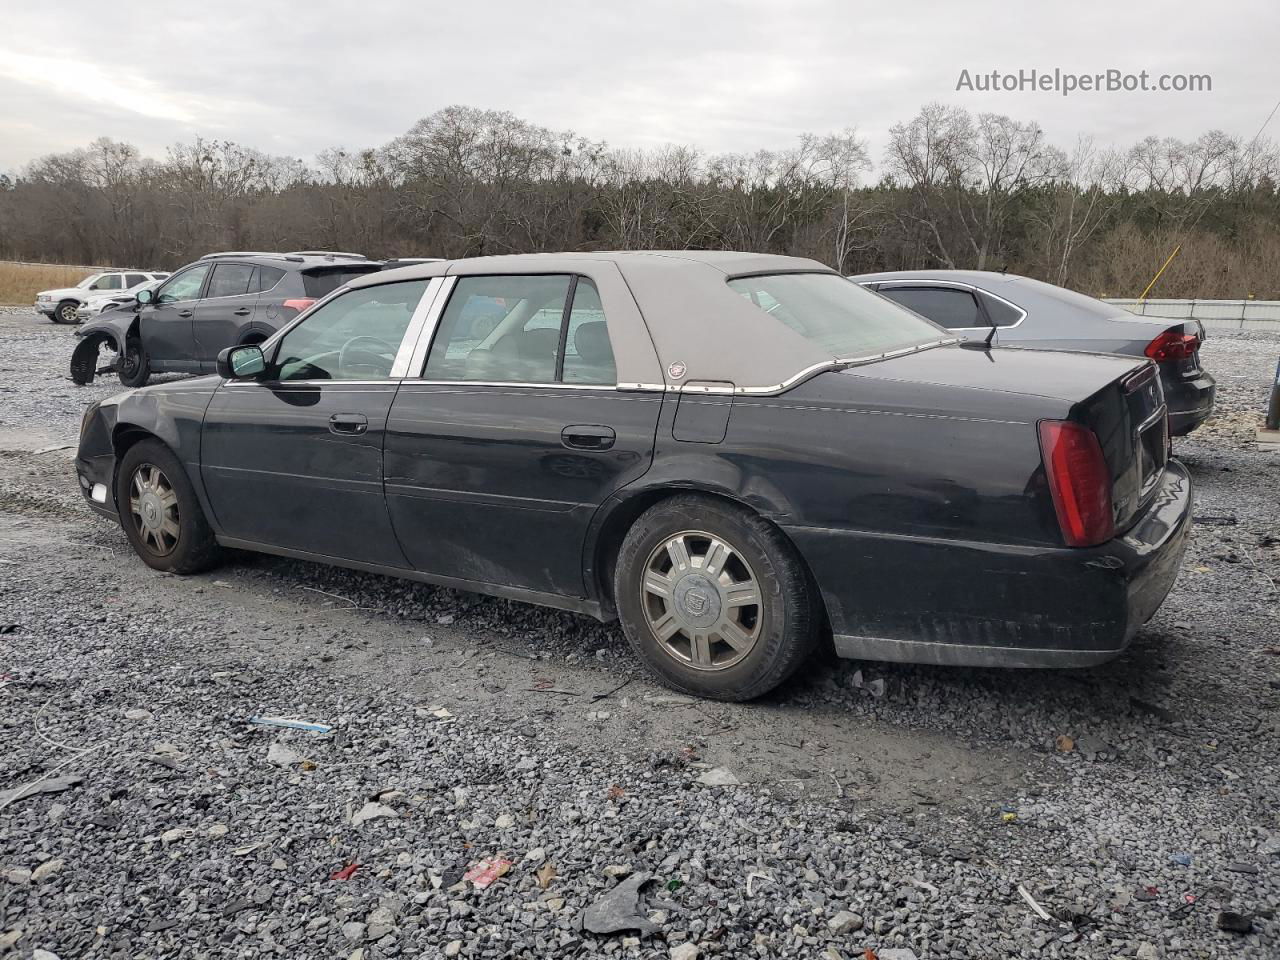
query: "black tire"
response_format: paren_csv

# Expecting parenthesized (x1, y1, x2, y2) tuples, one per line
(53, 300, 79, 324)
(115, 439, 221, 574)
(613, 494, 818, 701)
(117, 336, 150, 387)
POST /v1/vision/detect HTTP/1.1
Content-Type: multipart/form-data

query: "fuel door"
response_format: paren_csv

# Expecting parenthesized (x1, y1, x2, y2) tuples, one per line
(672, 381, 735, 443)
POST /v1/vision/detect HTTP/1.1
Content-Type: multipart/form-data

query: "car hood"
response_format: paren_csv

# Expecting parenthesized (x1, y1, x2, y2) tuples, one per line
(38, 286, 89, 299)
(845, 342, 1146, 404)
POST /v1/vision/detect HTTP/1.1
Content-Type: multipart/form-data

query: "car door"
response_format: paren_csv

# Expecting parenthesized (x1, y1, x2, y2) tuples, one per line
(193, 262, 260, 369)
(200, 277, 432, 566)
(383, 270, 662, 599)
(141, 263, 211, 368)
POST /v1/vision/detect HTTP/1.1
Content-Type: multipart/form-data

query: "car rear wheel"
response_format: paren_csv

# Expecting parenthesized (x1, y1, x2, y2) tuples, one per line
(614, 495, 818, 701)
(116, 439, 221, 574)
(54, 300, 78, 324)
(117, 337, 150, 387)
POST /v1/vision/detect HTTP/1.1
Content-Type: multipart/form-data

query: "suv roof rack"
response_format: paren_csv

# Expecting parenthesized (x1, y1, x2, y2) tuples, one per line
(285, 250, 368, 260)
(198, 251, 294, 261)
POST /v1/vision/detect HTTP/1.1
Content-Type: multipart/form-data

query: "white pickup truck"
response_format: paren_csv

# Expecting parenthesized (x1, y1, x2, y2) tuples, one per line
(35, 270, 169, 324)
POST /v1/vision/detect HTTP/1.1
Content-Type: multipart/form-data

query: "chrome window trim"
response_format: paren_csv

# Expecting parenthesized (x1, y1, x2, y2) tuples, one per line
(864, 279, 1029, 332)
(398, 380, 621, 391)
(390, 277, 446, 377)
(404, 276, 456, 376)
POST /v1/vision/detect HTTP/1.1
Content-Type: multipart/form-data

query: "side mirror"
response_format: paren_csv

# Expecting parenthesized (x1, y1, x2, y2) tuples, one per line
(217, 344, 266, 380)
(136, 288, 154, 304)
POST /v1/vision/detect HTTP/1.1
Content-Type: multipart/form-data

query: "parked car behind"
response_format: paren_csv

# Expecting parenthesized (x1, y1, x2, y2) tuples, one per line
(76, 252, 1191, 701)
(71, 251, 383, 387)
(35, 270, 168, 325)
(75, 278, 165, 323)
(849, 270, 1216, 435)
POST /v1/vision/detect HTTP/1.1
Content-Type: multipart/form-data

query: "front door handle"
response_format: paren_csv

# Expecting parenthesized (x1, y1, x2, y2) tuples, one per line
(561, 424, 615, 450)
(329, 413, 368, 435)
(233, 308, 251, 317)
(178, 309, 193, 318)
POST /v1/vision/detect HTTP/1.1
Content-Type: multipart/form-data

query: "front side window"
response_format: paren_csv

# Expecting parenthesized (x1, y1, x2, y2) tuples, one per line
(729, 273, 946, 357)
(206, 263, 255, 299)
(156, 264, 211, 304)
(76, 273, 103, 290)
(424, 275, 616, 385)
(92, 274, 124, 291)
(270, 279, 428, 381)
(879, 286, 982, 329)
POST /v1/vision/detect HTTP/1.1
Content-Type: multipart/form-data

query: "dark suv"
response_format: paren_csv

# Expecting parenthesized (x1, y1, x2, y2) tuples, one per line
(72, 252, 383, 387)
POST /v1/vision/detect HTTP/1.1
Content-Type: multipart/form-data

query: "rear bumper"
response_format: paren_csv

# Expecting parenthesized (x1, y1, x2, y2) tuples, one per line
(786, 459, 1193, 668)
(1163, 369, 1216, 436)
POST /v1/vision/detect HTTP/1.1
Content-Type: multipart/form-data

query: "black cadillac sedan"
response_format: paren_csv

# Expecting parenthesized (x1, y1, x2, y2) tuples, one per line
(75, 252, 1191, 701)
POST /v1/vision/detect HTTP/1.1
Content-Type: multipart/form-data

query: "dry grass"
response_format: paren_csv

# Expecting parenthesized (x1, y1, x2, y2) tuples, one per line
(0, 261, 104, 306)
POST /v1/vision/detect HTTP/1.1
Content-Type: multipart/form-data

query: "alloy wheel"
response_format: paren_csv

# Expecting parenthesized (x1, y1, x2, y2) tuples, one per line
(641, 530, 763, 671)
(129, 463, 180, 556)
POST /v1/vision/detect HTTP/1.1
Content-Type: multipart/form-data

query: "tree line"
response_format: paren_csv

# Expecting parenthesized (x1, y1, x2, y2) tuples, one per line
(2, 103, 1278, 299)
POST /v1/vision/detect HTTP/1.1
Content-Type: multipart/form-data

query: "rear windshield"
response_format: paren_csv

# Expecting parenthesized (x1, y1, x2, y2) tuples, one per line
(302, 265, 382, 298)
(728, 273, 948, 358)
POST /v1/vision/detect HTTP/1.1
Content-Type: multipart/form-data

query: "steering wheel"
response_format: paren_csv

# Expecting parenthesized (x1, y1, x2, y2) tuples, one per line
(338, 336, 398, 376)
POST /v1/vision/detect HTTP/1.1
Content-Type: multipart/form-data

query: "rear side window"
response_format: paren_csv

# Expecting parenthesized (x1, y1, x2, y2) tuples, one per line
(977, 291, 1024, 327)
(302, 266, 382, 298)
(879, 286, 982, 329)
(206, 263, 255, 298)
(271, 280, 429, 381)
(125, 273, 148, 287)
(728, 273, 945, 357)
(561, 280, 615, 385)
(255, 266, 286, 292)
(426, 275, 572, 383)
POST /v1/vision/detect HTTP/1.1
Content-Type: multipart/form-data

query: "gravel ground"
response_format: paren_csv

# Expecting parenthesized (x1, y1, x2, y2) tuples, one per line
(1, 307, 1278, 959)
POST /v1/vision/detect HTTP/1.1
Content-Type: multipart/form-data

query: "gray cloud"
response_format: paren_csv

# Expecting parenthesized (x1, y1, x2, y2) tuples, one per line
(2, 0, 1277, 173)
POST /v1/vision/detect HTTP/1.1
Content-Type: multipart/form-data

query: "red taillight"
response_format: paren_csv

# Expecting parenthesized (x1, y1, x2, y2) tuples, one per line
(282, 298, 316, 313)
(1144, 330, 1199, 361)
(1038, 420, 1114, 548)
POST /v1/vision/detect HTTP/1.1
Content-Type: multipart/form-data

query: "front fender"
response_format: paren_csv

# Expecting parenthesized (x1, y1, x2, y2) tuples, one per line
(71, 313, 137, 385)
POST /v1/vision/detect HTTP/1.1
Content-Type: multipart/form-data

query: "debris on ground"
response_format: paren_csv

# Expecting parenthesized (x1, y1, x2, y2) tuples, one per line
(0, 774, 82, 809)
(330, 863, 360, 881)
(1055, 734, 1075, 752)
(463, 857, 512, 889)
(696, 767, 740, 787)
(1216, 911, 1254, 933)
(350, 801, 398, 826)
(581, 872, 659, 935)
(266, 742, 303, 766)
(535, 862, 556, 889)
(248, 715, 333, 734)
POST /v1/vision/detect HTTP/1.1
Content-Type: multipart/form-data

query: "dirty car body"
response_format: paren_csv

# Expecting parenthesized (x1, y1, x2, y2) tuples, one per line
(850, 270, 1216, 436)
(76, 252, 1192, 700)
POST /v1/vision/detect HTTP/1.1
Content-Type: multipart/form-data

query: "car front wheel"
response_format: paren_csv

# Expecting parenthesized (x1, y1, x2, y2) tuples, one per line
(115, 439, 221, 574)
(117, 337, 150, 387)
(614, 494, 819, 701)
(54, 300, 78, 324)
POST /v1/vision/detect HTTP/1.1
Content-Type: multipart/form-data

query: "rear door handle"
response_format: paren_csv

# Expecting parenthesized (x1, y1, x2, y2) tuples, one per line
(233, 308, 251, 317)
(561, 424, 615, 450)
(329, 414, 368, 435)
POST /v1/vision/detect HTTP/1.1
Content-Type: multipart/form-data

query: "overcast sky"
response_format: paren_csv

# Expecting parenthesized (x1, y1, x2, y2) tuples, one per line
(2, 0, 1277, 174)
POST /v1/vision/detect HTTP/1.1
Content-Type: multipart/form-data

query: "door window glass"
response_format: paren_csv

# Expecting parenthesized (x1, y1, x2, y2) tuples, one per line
(156, 264, 211, 304)
(206, 263, 255, 298)
(879, 286, 982, 329)
(270, 279, 428, 381)
(561, 279, 616, 385)
(93, 274, 124, 291)
(125, 273, 148, 287)
(425, 275, 572, 383)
